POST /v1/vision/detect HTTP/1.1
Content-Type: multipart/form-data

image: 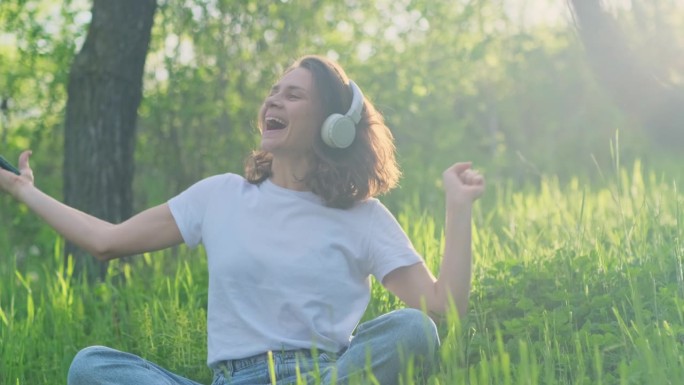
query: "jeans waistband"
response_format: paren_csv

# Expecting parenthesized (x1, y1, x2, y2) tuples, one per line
(216, 349, 317, 375)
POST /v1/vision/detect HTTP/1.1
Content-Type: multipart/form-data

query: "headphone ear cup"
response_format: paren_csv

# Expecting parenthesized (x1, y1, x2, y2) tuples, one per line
(321, 113, 356, 148)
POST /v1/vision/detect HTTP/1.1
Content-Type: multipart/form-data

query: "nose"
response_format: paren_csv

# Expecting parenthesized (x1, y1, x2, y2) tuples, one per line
(265, 93, 283, 108)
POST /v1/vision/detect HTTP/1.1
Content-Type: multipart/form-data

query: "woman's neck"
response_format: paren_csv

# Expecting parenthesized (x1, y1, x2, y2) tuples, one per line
(269, 157, 312, 191)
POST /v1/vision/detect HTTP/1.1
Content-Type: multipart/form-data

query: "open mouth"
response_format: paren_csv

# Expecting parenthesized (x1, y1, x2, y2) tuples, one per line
(265, 117, 287, 131)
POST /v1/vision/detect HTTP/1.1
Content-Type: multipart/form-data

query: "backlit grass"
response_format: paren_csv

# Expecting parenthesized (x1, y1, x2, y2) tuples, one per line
(2, 160, 683, 384)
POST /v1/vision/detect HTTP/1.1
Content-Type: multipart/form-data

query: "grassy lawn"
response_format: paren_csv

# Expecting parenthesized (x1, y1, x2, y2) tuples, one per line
(2, 161, 683, 384)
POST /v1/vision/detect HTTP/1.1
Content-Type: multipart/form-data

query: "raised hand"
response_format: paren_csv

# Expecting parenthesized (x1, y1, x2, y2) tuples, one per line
(0, 150, 35, 198)
(442, 162, 485, 205)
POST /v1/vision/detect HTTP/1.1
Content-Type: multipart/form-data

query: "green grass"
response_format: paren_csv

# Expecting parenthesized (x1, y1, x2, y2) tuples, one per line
(2, 160, 683, 384)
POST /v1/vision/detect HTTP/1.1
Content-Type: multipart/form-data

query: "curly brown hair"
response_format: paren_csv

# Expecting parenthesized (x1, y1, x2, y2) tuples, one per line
(245, 55, 401, 209)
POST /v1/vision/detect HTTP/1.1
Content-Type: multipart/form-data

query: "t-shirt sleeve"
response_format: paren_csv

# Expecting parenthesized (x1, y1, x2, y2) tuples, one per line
(167, 174, 228, 248)
(366, 201, 423, 282)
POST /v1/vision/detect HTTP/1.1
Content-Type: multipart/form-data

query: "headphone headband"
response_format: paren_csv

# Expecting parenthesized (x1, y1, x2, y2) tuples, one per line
(346, 80, 364, 124)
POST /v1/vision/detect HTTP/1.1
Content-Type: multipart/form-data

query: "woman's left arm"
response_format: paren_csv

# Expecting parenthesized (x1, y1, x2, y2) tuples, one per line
(382, 162, 484, 319)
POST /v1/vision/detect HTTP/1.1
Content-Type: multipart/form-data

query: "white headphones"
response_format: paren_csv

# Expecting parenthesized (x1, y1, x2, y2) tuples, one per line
(321, 80, 364, 149)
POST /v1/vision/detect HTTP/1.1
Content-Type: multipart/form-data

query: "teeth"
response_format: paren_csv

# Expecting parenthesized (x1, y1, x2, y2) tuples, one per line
(266, 117, 286, 125)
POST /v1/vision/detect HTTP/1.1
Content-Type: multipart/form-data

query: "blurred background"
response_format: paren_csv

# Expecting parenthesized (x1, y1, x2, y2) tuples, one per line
(1, 0, 683, 263)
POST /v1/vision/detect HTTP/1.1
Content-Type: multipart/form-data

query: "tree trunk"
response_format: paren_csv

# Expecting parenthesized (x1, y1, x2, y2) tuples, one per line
(64, 0, 156, 280)
(568, 1, 684, 149)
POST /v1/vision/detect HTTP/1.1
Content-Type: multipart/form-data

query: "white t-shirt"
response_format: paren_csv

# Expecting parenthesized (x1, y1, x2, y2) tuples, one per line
(168, 173, 422, 367)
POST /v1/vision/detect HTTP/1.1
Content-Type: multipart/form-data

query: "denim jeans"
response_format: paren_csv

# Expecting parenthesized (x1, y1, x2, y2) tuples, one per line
(68, 308, 440, 385)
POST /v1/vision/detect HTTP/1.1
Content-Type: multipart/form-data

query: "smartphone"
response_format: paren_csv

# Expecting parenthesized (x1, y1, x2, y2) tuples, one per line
(0, 155, 20, 175)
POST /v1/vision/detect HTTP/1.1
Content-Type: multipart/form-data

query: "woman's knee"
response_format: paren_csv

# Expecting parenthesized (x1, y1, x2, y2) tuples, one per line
(389, 308, 440, 356)
(67, 346, 115, 385)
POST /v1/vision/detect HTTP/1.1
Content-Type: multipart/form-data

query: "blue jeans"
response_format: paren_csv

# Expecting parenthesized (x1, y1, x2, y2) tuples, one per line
(68, 309, 439, 385)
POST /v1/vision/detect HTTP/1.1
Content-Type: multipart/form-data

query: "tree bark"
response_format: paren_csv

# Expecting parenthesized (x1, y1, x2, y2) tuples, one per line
(64, 0, 156, 280)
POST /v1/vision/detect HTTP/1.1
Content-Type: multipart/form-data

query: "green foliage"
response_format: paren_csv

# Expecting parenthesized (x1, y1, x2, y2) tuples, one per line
(0, 0, 89, 257)
(3, 160, 684, 384)
(2, 0, 683, 246)
(2, 1, 684, 383)
(0, 246, 211, 383)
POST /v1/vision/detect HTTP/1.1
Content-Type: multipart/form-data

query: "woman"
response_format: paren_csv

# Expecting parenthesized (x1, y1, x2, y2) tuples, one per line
(0, 55, 484, 385)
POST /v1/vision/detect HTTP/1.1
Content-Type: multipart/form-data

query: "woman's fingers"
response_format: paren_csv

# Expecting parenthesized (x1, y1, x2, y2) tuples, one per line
(18, 150, 32, 170)
(18, 150, 34, 180)
(460, 168, 483, 186)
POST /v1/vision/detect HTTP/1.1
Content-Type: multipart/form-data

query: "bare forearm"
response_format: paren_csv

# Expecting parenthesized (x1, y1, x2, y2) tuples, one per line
(15, 183, 114, 259)
(383, 162, 483, 320)
(2, 152, 181, 260)
(435, 201, 473, 318)
(12, 180, 183, 260)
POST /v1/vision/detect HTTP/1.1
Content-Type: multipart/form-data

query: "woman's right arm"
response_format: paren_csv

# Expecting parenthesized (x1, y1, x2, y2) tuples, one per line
(0, 151, 183, 261)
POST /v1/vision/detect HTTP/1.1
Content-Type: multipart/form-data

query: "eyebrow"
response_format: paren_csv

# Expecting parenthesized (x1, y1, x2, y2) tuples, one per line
(270, 84, 308, 94)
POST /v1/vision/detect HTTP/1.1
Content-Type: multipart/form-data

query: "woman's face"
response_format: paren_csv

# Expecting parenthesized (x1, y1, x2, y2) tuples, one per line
(259, 67, 325, 156)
